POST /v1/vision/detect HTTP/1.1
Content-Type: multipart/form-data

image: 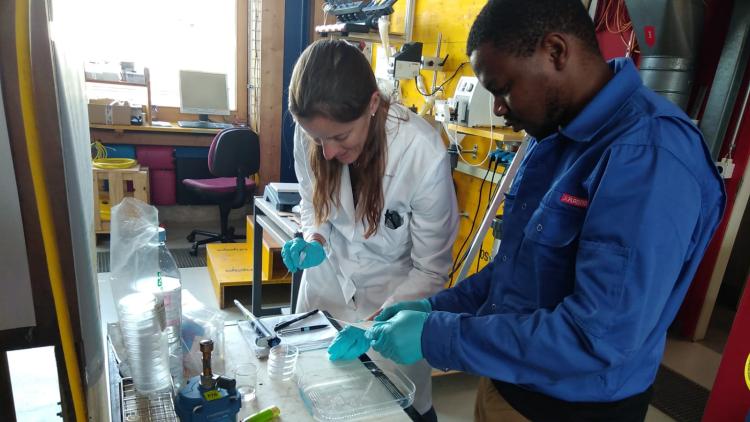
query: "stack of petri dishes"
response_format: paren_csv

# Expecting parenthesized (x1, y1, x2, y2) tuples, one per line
(266, 344, 299, 382)
(118, 292, 172, 393)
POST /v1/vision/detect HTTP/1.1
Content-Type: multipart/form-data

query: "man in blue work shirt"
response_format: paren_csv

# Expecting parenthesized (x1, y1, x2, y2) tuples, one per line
(367, 0, 726, 420)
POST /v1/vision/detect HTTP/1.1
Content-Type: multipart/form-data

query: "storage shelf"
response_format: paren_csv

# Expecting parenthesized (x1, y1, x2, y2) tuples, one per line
(84, 78, 147, 87)
(446, 123, 525, 142)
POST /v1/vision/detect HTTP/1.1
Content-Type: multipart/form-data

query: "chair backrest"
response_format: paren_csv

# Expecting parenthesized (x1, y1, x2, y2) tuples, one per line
(208, 127, 260, 178)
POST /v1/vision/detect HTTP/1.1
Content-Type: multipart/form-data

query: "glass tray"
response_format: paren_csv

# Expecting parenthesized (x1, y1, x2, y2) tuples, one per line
(298, 360, 415, 421)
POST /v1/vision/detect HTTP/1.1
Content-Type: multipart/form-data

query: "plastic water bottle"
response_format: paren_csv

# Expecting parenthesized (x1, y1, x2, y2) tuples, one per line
(133, 227, 183, 388)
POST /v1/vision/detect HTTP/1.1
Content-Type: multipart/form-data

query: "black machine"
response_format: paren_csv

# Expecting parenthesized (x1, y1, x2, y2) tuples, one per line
(318, 0, 398, 35)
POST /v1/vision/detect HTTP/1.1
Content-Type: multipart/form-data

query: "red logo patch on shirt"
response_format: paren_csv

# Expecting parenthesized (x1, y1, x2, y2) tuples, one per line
(560, 193, 589, 208)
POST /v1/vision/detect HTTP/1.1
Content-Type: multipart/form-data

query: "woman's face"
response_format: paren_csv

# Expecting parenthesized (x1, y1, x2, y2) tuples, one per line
(297, 92, 380, 165)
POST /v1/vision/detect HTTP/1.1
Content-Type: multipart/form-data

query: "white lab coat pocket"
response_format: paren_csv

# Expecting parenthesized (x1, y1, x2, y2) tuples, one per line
(369, 209, 412, 262)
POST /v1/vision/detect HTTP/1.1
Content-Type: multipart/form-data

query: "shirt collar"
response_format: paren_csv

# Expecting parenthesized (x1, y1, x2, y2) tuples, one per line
(558, 58, 642, 143)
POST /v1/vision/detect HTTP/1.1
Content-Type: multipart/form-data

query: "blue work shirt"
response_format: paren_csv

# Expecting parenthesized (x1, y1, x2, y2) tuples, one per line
(423, 58, 725, 402)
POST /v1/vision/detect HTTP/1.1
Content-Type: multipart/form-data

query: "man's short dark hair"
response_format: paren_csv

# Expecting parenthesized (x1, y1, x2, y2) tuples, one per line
(466, 0, 600, 57)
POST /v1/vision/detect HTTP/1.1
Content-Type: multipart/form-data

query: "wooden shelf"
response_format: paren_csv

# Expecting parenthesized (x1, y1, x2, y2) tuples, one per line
(446, 123, 525, 142)
(90, 123, 221, 135)
(84, 78, 147, 87)
(85, 67, 152, 124)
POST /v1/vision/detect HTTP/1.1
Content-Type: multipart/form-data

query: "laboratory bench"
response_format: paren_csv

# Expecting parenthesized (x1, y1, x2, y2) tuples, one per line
(90, 123, 221, 148)
(97, 267, 417, 421)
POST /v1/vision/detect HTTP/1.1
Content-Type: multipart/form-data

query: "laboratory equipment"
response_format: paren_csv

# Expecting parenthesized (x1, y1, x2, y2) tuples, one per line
(266, 344, 299, 382)
(133, 226, 183, 388)
(297, 360, 415, 421)
(234, 299, 280, 358)
(117, 292, 172, 394)
(388, 42, 423, 80)
(316, 0, 398, 35)
(233, 363, 258, 403)
(435, 76, 505, 128)
(262, 182, 301, 212)
(175, 340, 241, 422)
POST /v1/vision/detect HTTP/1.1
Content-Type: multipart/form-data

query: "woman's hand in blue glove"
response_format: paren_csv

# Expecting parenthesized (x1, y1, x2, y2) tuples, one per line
(281, 237, 326, 273)
(327, 326, 370, 361)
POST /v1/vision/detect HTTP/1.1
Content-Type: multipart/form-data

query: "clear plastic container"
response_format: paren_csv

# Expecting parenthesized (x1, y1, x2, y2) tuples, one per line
(132, 227, 183, 388)
(267, 344, 298, 381)
(118, 293, 172, 393)
(297, 360, 415, 421)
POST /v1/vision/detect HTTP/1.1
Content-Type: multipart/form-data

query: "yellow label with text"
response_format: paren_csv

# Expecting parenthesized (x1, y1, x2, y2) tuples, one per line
(203, 390, 222, 401)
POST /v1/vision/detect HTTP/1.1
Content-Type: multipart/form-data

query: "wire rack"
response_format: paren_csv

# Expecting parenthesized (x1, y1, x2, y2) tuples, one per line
(121, 378, 177, 422)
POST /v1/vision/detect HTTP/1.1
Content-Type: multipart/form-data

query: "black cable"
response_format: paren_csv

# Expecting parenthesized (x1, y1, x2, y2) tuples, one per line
(415, 62, 469, 97)
(448, 159, 492, 287)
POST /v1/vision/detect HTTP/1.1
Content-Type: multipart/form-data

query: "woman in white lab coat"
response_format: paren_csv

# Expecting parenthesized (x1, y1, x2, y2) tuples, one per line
(282, 39, 458, 420)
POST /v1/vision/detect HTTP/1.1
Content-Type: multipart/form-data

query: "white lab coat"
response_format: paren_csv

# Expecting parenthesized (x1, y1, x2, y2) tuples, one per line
(293, 104, 459, 414)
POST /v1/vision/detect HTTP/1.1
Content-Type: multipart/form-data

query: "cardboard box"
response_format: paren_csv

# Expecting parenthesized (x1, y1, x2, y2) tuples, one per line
(111, 101, 131, 125)
(87, 99, 131, 125)
(88, 98, 114, 124)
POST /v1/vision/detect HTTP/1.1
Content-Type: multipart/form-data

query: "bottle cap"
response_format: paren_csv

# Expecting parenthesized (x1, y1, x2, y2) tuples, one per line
(158, 227, 166, 242)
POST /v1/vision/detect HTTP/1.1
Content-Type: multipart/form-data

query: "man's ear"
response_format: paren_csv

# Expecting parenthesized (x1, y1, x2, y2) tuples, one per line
(542, 33, 569, 71)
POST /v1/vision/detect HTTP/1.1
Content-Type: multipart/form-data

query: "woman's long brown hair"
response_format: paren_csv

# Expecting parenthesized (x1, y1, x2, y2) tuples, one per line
(289, 39, 391, 238)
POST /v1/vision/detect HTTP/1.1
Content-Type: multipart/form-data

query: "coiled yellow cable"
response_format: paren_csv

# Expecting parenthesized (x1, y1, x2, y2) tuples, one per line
(91, 140, 137, 169)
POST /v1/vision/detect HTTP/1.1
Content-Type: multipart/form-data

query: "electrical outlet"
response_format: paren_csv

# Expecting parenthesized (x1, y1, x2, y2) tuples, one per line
(716, 158, 735, 179)
(472, 144, 479, 159)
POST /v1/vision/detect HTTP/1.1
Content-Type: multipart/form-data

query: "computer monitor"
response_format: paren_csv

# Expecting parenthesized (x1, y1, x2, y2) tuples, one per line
(179, 70, 230, 122)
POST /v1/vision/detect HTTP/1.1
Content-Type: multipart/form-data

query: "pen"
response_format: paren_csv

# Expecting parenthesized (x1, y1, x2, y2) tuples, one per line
(277, 324, 329, 336)
(274, 308, 319, 331)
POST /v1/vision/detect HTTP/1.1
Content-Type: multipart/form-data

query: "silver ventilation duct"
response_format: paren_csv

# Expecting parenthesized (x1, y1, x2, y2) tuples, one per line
(624, 0, 704, 110)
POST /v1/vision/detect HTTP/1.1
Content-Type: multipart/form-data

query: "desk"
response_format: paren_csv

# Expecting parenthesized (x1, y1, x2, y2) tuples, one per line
(97, 269, 414, 421)
(252, 197, 302, 316)
(90, 123, 220, 147)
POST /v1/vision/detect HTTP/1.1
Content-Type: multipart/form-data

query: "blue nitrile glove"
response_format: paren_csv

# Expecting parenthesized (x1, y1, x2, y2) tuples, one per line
(327, 326, 370, 361)
(281, 238, 326, 273)
(368, 310, 428, 365)
(374, 299, 432, 322)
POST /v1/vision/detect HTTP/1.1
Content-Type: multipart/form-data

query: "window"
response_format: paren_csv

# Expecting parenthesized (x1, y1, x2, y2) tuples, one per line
(81, 0, 237, 110)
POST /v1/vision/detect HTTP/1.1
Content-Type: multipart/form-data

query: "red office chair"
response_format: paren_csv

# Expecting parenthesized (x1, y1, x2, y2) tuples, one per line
(183, 127, 260, 255)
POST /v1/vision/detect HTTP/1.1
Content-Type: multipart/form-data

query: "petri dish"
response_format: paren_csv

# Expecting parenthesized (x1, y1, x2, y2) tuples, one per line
(297, 360, 415, 421)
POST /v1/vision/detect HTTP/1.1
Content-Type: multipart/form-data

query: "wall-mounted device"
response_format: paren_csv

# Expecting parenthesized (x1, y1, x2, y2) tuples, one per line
(388, 42, 423, 80)
(317, 0, 398, 35)
(434, 76, 505, 128)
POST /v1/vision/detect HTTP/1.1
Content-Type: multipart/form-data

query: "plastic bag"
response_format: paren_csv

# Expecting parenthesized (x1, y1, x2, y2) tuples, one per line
(181, 289, 226, 377)
(109, 197, 160, 307)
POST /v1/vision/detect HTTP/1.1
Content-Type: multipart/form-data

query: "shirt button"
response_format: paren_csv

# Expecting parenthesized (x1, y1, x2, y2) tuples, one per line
(521, 202, 527, 210)
(536, 224, 543, 232)
(502, 255, 508, 262)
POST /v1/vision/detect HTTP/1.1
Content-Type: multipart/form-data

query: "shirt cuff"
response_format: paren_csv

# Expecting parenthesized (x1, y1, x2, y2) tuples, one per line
(421, 311, 463, 372)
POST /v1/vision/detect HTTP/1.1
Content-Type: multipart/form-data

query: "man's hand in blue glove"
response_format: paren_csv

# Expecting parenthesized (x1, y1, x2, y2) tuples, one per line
(368, 310, 428, 365)
(327, 326, 370, 361)
(281, 237, 326, 273)
(373, 299, 431, 322)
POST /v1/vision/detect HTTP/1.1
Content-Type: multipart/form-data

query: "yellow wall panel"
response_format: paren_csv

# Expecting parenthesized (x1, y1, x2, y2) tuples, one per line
(390, 0, 503, 280)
